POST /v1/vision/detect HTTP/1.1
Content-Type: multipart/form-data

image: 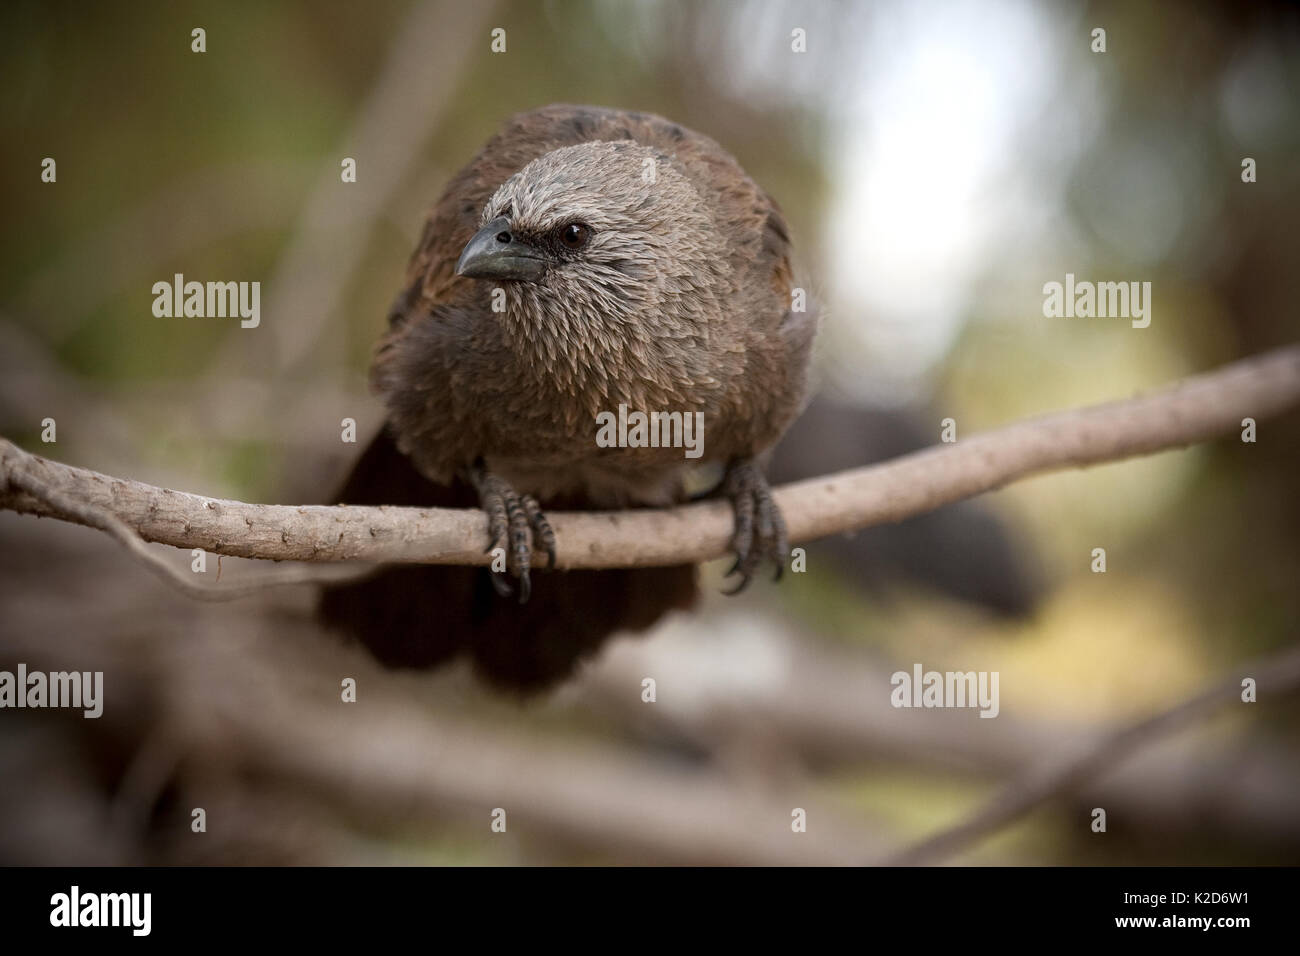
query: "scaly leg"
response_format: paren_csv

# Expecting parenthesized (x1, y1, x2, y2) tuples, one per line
(721, 458, 788, 594)
(467, 460, 556, 604)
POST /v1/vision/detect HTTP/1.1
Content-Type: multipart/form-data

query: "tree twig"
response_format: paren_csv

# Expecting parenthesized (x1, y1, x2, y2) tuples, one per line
(882, 642, 1300, 866)
(1, 345, 1297, 581)
(2, 460, 372, 600)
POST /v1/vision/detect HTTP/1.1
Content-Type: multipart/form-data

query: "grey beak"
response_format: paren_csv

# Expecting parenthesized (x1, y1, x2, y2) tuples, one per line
(455, 217, 548, 281)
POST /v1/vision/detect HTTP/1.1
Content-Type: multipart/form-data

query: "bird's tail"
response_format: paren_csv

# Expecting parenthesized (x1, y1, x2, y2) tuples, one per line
(316, 429, 697, 693)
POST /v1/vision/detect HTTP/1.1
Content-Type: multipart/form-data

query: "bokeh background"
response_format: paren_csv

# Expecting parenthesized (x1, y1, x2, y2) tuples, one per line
(1, 0, 1297, 864)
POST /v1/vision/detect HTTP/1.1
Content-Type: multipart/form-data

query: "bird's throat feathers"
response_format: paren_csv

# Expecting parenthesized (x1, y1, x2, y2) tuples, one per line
(492, 251, 737, 417)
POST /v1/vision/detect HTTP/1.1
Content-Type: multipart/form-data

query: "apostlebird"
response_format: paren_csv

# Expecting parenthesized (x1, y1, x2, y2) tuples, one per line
(319, 104, 817, 691)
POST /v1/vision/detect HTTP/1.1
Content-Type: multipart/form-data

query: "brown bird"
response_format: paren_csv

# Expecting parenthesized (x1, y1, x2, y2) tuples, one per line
(319, 104, 817, 691)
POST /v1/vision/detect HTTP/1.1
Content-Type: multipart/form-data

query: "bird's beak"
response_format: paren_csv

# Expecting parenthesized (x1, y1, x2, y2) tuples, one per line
(455, 217, 548, 281)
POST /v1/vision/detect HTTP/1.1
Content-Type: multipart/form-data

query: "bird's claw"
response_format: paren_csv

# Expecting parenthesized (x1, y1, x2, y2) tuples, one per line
(721, 459, 788, 594)
(469, 461, 555, 604)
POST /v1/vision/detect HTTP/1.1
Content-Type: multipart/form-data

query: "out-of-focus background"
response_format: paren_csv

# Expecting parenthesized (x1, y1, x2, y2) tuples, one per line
(1, 0, 1297, 865)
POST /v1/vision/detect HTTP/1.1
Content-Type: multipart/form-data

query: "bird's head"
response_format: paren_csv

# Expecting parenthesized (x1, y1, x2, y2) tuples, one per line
(455, 140, 733, 358)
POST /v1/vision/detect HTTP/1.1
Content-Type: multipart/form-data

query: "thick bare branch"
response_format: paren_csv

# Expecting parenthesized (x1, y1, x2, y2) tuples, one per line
(2, 461, 370, 599)
(2, 345, 1297, 576)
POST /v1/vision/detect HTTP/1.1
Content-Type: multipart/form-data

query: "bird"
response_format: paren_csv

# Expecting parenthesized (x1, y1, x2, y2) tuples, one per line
(318, 104, 818, 692)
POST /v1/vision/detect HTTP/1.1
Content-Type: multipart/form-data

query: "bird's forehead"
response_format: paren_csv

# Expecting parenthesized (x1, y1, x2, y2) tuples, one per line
(484, 141, 665, 229)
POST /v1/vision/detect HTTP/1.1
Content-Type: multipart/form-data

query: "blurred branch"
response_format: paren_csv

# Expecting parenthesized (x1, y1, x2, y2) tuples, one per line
(5, 516, 1298, 864)
(218, 0, 501, 378)
(0, 588, 882, 865)
(581, 617, 1300, 846)
(884, 643, 1300, 866)
(2, 345, 1297, 590)
(247, 691, 881, 865)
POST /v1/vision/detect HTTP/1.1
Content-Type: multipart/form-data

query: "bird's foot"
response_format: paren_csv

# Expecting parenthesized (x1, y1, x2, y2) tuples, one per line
(468, 461, 556, 603)
(721, 458, 788, 595)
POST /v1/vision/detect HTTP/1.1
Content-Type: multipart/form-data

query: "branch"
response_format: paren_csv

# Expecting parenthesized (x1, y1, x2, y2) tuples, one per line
(2, 345, 1298, 576)
(1, 460, 370, 600)
(882, 642, 1300, 866)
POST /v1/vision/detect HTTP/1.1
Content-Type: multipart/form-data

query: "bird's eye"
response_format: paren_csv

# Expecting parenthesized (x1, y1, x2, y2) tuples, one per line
(559, 222, 591, 250)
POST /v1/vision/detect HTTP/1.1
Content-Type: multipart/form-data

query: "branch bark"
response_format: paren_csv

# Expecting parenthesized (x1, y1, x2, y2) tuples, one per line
(2, 345, 1297, 575)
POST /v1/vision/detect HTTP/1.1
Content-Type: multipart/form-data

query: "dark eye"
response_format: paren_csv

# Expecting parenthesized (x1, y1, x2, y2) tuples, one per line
(559, 222, 591, 250)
